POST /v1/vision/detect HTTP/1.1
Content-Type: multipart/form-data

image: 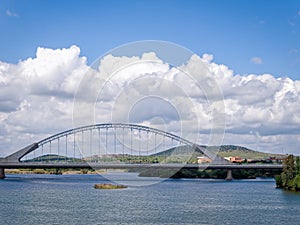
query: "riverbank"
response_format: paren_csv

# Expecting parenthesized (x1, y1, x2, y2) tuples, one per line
(136, 168, 281, 179)
(5, 168, 107, 175)
(5, 167, 281, 180)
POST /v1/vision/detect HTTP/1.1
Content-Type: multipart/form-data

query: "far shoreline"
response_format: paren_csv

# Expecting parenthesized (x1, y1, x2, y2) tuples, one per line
(3, 168, 279, 180)
(4, 168, 106, 175)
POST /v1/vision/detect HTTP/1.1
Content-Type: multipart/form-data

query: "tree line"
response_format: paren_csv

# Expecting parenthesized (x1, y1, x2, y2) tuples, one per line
(275, 155, 300, 191)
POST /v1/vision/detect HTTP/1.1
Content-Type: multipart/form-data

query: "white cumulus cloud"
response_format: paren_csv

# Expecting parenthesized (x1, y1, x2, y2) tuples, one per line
(0, 45, 299, 156)
(250, 56, 263, 64)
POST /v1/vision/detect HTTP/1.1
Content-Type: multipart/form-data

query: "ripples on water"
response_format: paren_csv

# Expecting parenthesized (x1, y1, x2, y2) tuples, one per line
(1, 173, 300, 225)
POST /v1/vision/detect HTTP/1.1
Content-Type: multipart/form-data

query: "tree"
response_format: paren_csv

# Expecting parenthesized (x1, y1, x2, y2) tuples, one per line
(275, 175, 283, 188)
(279, 154, 297, 190)
(296, 157, 300, 175)
(284, 155, 295, 175)
(293, 175, 300, 191)
(276, 155, 300, 191)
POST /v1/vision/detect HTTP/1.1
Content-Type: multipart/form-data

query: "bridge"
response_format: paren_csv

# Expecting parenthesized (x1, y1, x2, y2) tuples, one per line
(0, 123, 283, 180)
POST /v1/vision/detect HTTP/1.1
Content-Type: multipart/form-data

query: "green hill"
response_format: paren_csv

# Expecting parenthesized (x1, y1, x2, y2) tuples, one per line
(153, 145, 285, 160)
(23, 145, 285, 164)
(23, 154, 84, 163)
(216, 145, 285, 160)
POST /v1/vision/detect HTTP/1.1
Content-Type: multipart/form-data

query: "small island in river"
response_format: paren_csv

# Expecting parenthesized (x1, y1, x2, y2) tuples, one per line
(94, 183, 127, 189)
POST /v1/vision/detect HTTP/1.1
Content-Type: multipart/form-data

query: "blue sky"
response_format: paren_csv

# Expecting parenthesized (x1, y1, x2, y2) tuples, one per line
(1, 0, 300, 156)
(1, 0, 300, 79)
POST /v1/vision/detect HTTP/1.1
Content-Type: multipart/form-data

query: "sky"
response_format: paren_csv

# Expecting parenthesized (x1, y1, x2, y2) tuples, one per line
(0, 0, 300, 156)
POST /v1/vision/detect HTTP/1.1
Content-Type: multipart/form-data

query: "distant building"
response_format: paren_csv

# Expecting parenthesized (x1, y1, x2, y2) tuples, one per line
(224, 156, 244, 163)
(268, 156, 286, 164)
(246, 158, 260, 163)
(197, 156, 212, 164)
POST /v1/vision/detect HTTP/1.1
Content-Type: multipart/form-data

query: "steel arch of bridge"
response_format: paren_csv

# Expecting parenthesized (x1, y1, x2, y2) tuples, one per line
(37, 123, 195, 147)
(3, 123, 229, 164)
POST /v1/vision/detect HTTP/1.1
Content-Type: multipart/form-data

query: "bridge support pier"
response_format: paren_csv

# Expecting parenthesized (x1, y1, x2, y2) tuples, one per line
(225, 169, 233, 181)
(0, 168, 5, 179)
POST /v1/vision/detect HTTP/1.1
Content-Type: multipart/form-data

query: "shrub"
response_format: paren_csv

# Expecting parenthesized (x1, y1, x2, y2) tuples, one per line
(275, 175, 283, 188)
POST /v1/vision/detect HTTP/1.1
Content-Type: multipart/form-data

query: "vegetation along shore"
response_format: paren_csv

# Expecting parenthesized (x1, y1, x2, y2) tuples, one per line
(276, 155, 300, 192)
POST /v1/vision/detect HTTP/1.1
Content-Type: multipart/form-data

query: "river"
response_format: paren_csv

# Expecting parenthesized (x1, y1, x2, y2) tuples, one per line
(1, 173, 300, 225)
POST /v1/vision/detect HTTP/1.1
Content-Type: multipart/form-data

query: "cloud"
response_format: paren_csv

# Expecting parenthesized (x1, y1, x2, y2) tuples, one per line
(6, 9, 18, 17)
(288, 20, 296, 27)
(250, 57, 263, 64)
(289, 49, 299, 54)
(0, 46, 89, 154)
(0, 45, 300, 156)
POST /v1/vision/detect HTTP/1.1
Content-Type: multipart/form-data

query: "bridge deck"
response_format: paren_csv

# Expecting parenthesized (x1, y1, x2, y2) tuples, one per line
(0, 162, 283, 170)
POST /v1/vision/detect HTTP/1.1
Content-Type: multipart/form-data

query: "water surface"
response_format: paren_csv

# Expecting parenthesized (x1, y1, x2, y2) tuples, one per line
(1, 173, 300, 224)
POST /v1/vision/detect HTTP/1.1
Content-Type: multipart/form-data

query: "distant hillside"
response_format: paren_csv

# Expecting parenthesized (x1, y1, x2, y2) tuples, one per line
(153, 145, 201, 157)
(153, 145, 285, 160)
(23, 154, 84, 163)
(22, 145, 285, 164)
(217, 145, 285, 159)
